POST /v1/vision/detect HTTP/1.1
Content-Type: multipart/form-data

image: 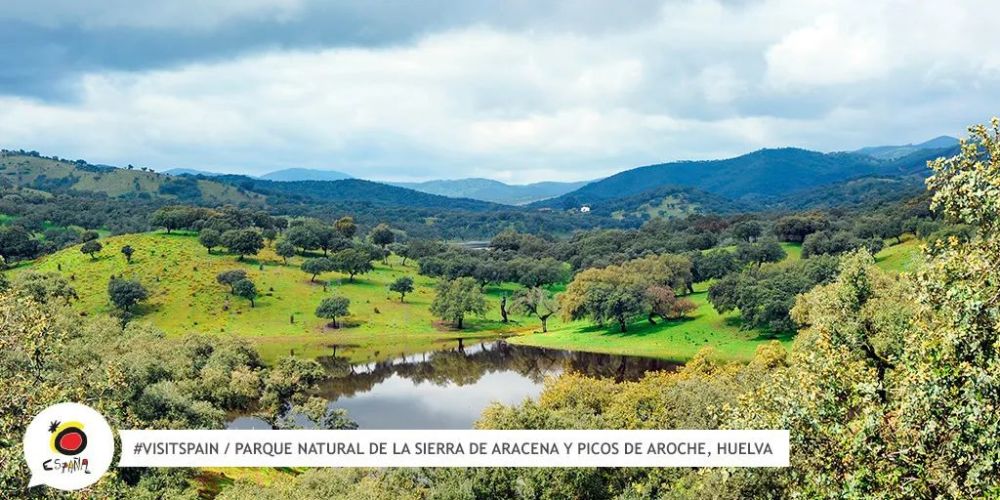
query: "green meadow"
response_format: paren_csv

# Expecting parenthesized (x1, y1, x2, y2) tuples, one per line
(507, 281, 791, 363)
(17, 232, 919, 365)
(509, 238, 913, 362)
(21, 232, 521, 364)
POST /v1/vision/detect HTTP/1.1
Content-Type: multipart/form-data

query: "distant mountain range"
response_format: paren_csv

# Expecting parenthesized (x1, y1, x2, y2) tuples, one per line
(532, 139, 958, 212)
(391, 178, 590, 205)
(163, 168, 225, 177)
(165, 167, 354, 182)
(259, 168, 354, 182)
(5, 134, 959, 224)
(167, 167, 585, 205)
(210, 175, 503, 212)
(852, 135, 958, 160)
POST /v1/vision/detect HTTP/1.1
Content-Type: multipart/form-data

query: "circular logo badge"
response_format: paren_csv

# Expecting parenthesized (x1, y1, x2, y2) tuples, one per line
(23, 403, 114, 491)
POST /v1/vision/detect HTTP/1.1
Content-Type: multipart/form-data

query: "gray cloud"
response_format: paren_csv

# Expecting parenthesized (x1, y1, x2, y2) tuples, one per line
(1, 0, 997, 183)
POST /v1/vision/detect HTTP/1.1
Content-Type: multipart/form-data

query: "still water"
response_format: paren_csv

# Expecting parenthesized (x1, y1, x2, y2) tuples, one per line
(231, 339, 679, 429)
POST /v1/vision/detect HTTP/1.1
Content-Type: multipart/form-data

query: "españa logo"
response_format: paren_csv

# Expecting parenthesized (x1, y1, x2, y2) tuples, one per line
(24, 403, 114, 491)
(41, 420, 91, 476)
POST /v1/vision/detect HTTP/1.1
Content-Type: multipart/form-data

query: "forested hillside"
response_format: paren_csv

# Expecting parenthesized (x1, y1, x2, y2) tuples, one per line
(535, 144, 958, 210)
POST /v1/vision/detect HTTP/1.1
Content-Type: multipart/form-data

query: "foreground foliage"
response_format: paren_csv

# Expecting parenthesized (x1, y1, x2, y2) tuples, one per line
(216, 120, 1000, 498)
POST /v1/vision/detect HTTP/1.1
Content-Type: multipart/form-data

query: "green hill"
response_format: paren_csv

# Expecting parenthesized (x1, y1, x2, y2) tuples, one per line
(0, 151, 263, 204)
(591, 185, 748, 220)
(533, 145, 958, 210)
(18, 232, 519, 364)
(212, 175, 505, 211)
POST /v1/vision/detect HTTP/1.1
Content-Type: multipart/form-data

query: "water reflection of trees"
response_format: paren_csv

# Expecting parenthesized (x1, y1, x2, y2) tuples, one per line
(314, 341, 680, 402)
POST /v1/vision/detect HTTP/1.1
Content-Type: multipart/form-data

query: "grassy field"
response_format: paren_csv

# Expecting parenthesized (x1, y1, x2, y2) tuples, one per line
(875, 234, 922, 272)
(16, 231, 921, 365)
(509, 238, 915, 362)
(508, 281, 793, 363)
(19, 232, 526, 364)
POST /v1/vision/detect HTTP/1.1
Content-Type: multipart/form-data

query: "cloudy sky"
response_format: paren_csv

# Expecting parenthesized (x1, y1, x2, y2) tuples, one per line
(1, 0, 997, 183)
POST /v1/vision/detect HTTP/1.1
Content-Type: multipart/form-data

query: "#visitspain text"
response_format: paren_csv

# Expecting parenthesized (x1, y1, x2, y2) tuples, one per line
(133, 440, 774, 457)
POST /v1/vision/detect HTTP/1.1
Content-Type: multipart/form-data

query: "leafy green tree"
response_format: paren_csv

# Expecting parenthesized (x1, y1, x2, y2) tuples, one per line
(430, 277, 488, 329)
(691, 248, 740, 281)
(388, 242, 411, 265)
(899, 118, 1000, 495)
(732, 220, 762, 242)
(773, 215, 827, 242)
(221, 229, 264, 261)
(389, 276, 414, 302)
(0, 226, 39, 263)
(286, 397, 358, 430)
(199, 228, 222, 254)
(150, 206, 204, 233)
(285, 225, 319, 253)
(708, 253, 839, 331)
(257, 357, 326, 428)
(509, 257, 567, 288)
(620, 253, 693, 295)
(275, 239, 296, 264)
(510, 287, 559, 332)
(301, 257, 334, 282)
(315, 295, 351, 328)
(310, 222, 344, 256)
(369, 223, 394, 249)
(121, 244, 134, 263)
(233, 278, 258, 308)
(262, 227, 278, 245)
(216, 269, 248, 294)
(331, 248, 374, 282)
(335, 216, 357, 239)
(80, 239, 102, 260)
(108, 277, 149, 314)
(561, 266, 645, 332)
(490, 228, 523, 251)
(735, 238, 786, 268)
(802, 230, 858, 257)
(561, 254, 694, 332)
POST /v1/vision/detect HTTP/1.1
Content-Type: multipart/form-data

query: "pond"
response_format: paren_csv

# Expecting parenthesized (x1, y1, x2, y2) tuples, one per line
(231, 339, 680, 429)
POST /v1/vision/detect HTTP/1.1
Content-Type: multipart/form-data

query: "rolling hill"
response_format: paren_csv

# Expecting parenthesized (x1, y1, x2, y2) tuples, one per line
(211, 175, 506, 212)
(18, 231, 526, 363)
(586, 185, 750, 220)
(534, 144, 958, 211)
(391, 178, 589, 205)
(0, 151, 501, 212)
(0, 151, 263, 205)
(854, 135, 958, 160)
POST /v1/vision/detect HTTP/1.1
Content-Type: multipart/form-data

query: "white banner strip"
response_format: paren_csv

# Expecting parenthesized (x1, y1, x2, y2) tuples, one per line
(118, 430, 788, 468)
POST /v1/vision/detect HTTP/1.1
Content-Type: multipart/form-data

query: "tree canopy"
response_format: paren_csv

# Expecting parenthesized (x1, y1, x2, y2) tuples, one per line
(315, 296, 350, 328)
(430, 277, 488, 329)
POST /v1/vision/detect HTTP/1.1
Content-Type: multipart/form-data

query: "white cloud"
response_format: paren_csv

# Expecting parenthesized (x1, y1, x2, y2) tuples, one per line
(1, 0, 999, 182)
(765, 15, 890, 88)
